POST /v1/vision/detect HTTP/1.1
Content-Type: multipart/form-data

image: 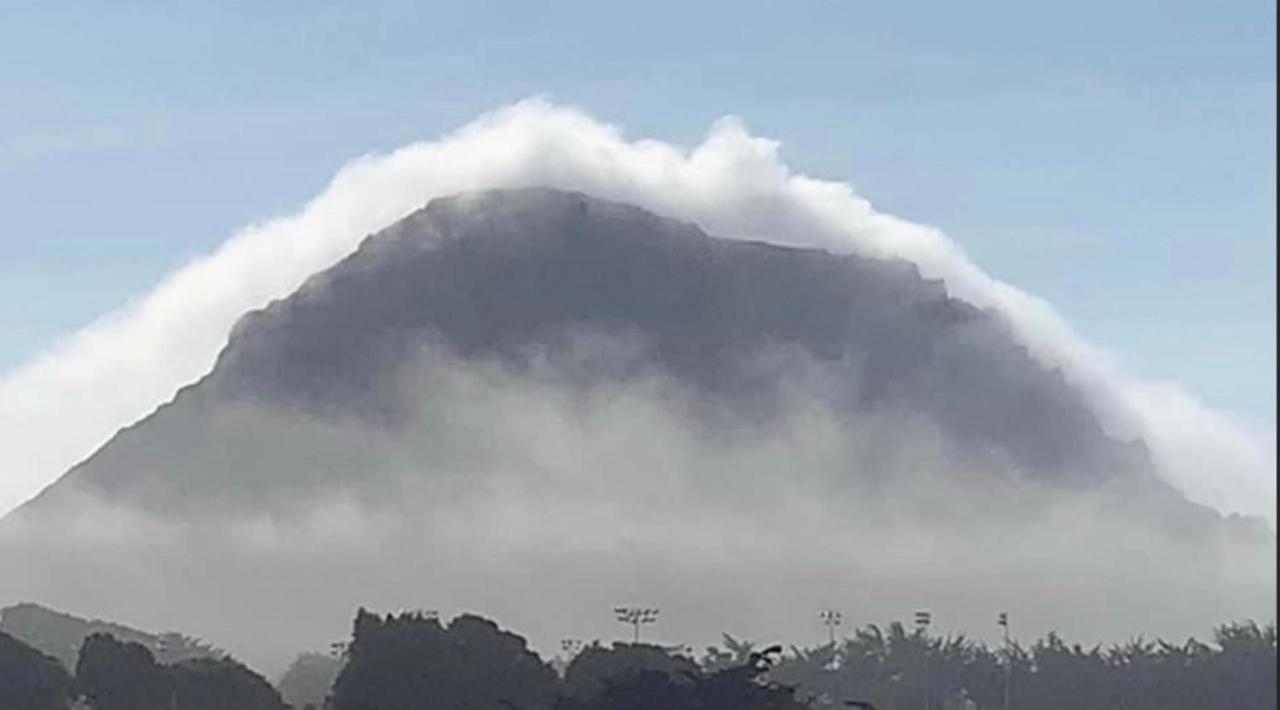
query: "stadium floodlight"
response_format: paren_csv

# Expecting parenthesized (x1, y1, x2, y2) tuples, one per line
(613, 606, 660, 643)
(560, 638, 584, 658)
(819, 610, 844, 646)
(914, 611, 932, 710)
(998, 612, 1012, 710)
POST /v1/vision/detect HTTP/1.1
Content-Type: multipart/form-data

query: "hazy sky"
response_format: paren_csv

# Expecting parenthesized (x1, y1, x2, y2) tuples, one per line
(0, 0, 1274, 427)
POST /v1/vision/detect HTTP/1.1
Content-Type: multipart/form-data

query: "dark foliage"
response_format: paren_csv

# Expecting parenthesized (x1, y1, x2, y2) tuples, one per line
(556, 643, 808, 710)
(2, 606, 1273, 710)
(330, 609, 561, 710)
(0, 630, 75, 710)
(76, 633, 170, 710)
(561, 642, 700, 700)
(167, 656, 288, 710)
(329, 610, 809, 710)
(762, 620, 1277, 710)
(76, 632, 284, 710)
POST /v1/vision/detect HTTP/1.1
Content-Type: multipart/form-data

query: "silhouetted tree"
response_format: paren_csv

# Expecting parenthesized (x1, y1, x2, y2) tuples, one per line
(278, 651, 343, 710)
(0, 629, 75, 710)
(557, 643, 808, 710)
(562, 642, 700, 701)
(77, 633, 170, 710)
(700, 634, 758, 673)
(17, 604, 1274, 710)
(167, 657, 286, 710)
(330, 609, 560, 710)
(76, 632, 284, 710)
(749, 619, 1277, 710)
(1204, 621, 1276, 710)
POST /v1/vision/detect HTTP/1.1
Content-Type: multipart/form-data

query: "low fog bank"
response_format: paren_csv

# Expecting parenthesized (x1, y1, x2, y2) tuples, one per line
(1, 339, 1273, 676)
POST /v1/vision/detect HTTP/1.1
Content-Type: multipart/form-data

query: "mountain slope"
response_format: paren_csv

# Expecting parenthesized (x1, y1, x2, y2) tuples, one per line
(14, 188, 1165, 518)
(0, 603, 221, 670)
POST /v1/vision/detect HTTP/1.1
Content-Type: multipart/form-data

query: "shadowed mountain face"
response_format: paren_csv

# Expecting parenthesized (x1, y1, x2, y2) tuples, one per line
(17, 188, 1159, 517)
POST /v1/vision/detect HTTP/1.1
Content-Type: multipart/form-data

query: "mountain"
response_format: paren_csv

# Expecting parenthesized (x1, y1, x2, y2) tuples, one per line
(2, 189, 1268, 672)
(0, 603, 221, 670)
(12, 187, 1176, 519)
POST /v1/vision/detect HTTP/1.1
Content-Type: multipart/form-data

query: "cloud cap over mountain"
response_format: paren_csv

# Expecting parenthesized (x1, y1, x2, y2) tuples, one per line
(0, 109, 1273, 674)
(0, 99, 1272, 524)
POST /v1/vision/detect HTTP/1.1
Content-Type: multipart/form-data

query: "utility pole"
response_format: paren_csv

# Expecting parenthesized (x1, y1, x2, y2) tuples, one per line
(613, 607, 659, 643)
(820, 610, 843, 647)
(998, 612, 1011, 710)
(914, 611, 931, 710)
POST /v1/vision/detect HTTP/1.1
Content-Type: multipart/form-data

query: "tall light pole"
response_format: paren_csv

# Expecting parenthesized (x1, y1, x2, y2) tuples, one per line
(914, 611, 932, 710)
(820, 610, 844, 647)
(998, 612, 1011, 710)
(613, 607, 659, 643)
(561, 638, 584, 658)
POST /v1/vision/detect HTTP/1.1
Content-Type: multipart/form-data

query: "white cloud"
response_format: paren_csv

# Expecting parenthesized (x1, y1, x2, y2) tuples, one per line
(0, 98, 1273, 523)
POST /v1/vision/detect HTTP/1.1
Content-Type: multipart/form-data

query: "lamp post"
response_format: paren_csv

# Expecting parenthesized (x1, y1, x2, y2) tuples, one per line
(561, 638, 584, 658)
(998, 612, 1011, 710)
(820, 610, 844, 647)
(914, 611, 931, 710)
(613, 607, 659, 643)
(560, 637, 584, 676)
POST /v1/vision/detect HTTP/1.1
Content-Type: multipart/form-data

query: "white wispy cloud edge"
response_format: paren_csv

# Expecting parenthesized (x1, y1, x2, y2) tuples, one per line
(0, 99, 1273, 523)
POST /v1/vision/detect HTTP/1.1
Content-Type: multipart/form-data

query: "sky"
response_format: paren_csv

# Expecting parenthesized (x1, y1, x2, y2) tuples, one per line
(0, 2, 1273, 423)
(0, 1, 1274, 665)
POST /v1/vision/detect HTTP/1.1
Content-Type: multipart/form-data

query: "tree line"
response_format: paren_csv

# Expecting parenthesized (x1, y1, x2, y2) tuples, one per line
(754, 619, 1276, 710)
(1, 608, 1274, 709)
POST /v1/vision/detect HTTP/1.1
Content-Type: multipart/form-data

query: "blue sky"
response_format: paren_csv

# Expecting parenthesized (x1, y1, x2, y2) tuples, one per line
(0, 0, 1274, 424)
